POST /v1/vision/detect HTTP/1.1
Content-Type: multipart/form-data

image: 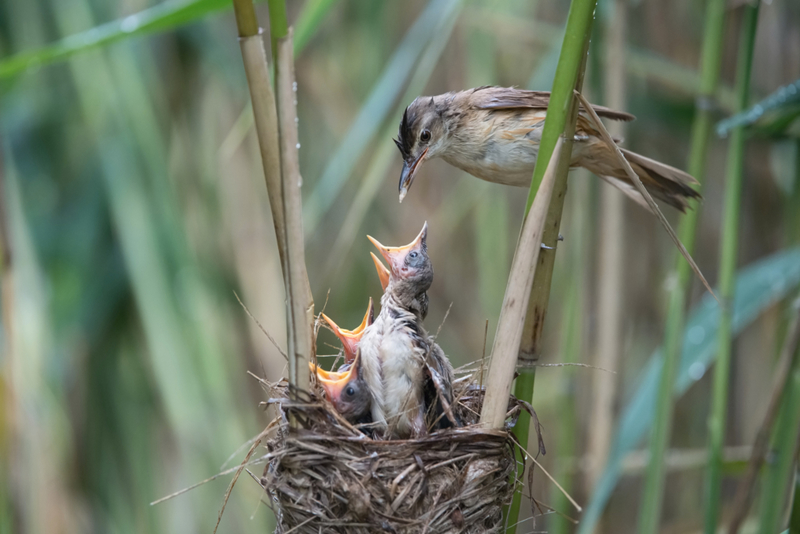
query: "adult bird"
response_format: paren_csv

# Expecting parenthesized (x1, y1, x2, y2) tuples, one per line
(359, 223, 457, 438)
(310, 350, 372, 425)
(395, 86, 700, 212)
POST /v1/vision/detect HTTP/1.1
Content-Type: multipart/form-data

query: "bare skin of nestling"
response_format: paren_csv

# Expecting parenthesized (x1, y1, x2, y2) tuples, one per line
(395, 86, 700, 211)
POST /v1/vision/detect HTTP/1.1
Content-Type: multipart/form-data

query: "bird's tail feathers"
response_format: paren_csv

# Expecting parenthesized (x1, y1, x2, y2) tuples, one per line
(578, 139, 701, 212)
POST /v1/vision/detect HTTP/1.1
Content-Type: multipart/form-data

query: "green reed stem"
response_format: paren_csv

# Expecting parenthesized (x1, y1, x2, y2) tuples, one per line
(635, 1, 728, 532)
(507, 372, 534, 532)
(758, 301, 800, 534)
(267, 0, 289, 55)
(788, 465, 800, 533)
(703, 5, 759, 532)
(507, 1, 597, 532)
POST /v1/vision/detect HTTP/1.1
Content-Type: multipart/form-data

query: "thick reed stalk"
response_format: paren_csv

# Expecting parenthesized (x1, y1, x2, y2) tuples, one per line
(636, 0, 728, 531)
(231, 0, 287, 272)
(505, 372, 533, 531)
(267, 0, 288, 56)
(588, 0, 627, 499)
(231, 0, 312, 388)
(480, 139, 563, 430)
(275, 27, 314, 388)
(704, 5, 759, 532)
(507, 3, 596, 530)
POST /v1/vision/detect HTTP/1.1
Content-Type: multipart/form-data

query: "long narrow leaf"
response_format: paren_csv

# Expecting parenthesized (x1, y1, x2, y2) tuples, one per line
(0, 0, 340, 79)
(578, 247, 800, 532)
(304, 0, 458, 232)
(320, 0, 462, 283)
(717, 78, 800, 136)
(0, 0, 228, 78)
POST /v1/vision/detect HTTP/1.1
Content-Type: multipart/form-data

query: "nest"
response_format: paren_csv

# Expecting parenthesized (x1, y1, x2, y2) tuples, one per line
(256, 376, 544, 534)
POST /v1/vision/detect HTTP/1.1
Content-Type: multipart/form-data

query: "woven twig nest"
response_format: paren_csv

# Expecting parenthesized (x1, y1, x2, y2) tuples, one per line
(257, 376, 543, 533)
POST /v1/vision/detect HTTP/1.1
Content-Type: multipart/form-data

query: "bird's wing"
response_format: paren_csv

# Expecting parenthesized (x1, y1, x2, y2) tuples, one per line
(470, 86, 635, 122)
(423, 343, 459, 429)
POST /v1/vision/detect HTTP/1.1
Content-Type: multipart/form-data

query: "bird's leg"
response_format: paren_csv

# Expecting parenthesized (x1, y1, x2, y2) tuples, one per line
(410, 406, 427, 439)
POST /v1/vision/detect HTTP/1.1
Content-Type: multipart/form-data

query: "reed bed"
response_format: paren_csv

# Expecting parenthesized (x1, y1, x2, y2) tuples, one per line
(3, 0, 800, 533)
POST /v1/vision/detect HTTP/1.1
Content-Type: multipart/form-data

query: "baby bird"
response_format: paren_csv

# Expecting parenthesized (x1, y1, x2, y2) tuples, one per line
(321, 298, 374, 366)
(359, 223, 457, 438)
(370, 252, 391, 292)
(309, 350, 372, 425)
(371, 251, 428, 321)
(395, 86, 700, 212)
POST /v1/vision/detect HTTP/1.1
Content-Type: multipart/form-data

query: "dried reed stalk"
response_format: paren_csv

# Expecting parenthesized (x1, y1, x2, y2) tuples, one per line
(232, 2, 287, 271)
(479, 138, 563, 429)
(275, 29, 313, 387)
(231, 0, 313, 389)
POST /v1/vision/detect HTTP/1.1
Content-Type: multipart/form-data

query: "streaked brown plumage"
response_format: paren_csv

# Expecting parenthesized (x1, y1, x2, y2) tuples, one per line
(395, 86, 700, 212)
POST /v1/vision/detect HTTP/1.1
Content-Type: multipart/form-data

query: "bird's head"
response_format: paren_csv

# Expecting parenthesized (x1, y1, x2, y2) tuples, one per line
(310, 351, 371, 421)
(395, 97, 449, 202)
(320, 298, 373, 365)
(367, 222, 433, 304)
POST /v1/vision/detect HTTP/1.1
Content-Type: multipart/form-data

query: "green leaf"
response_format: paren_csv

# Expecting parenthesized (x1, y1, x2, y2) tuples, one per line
(304, 0, 461, 232)
(716, 78, 800, 137)
(0, 0, 341, 79)
(578, 247, 800, 533)
(0, 0, 229, 79)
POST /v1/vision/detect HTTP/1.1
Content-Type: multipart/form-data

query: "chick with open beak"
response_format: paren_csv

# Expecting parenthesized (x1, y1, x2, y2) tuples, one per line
(309, 350, 372, 425)
(367, 224, 431, 321)
(359, 222, 458, 438)
(320, 298, 374, 366)
(370, 252, 391, 292)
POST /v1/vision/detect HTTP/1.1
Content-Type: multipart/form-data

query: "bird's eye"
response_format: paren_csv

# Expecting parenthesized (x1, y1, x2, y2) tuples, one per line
(346, 386, 355, 397)
(409, 251, 418, 259)
(420, 129, 431, 142)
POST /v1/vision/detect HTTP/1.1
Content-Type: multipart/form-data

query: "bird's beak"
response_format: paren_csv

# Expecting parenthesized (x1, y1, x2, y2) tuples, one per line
(370, 252, 391, 291)
(399, 148, 428, 203)
(367, 222, 428, 276)
(320, 309, 369, 365)
(309, 358, 358, 402)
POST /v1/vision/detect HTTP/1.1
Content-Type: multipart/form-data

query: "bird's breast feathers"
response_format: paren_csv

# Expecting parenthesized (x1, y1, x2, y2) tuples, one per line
(442, 109, 546, 186)
(359, 311, 426, 428)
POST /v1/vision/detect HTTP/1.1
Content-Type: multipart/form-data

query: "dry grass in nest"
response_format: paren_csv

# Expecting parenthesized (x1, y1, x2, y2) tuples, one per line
(249, 371, 545, 534)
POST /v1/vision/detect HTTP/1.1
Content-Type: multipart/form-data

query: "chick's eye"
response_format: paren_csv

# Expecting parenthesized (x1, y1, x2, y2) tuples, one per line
(420, 129, 431, 142)
(345, 386, 355, 397)
(408, 251, 418, 259)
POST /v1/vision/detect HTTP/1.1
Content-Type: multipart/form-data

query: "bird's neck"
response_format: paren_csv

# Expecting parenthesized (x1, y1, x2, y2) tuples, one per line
(380, 285, 426, 322)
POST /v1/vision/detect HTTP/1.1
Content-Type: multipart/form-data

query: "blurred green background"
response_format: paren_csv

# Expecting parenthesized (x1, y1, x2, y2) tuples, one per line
(1, 0, 799, 532)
